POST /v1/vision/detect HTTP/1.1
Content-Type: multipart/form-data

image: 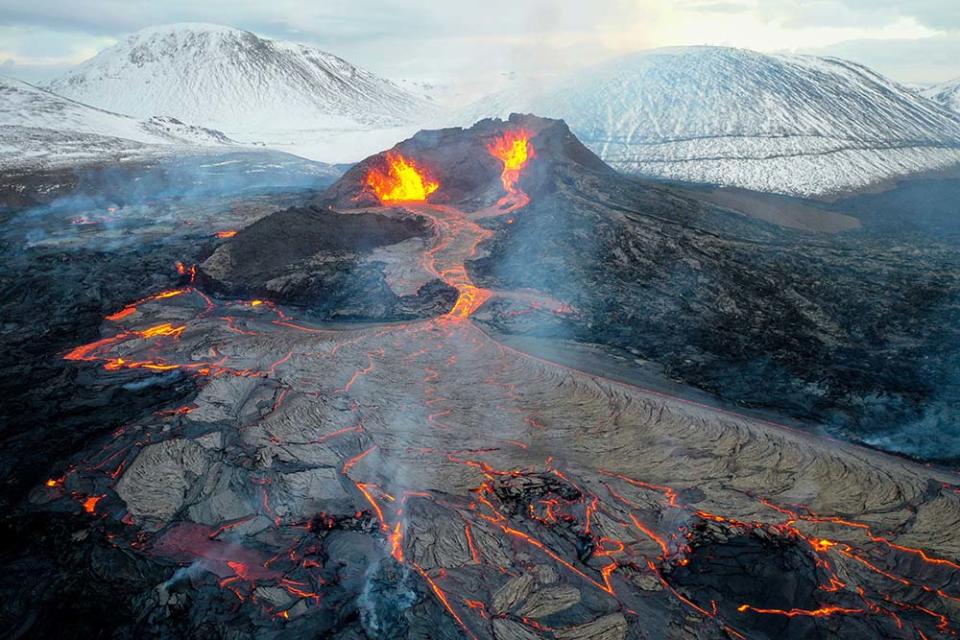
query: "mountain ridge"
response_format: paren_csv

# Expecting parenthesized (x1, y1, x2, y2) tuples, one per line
(458, 46, 960, 196)
(922, 77, 960, 113)
(46, 23, 434, 132)
(0, 74, 233, 169)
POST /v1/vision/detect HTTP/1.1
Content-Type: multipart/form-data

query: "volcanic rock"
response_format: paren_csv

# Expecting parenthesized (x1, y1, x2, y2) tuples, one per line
(116, 437, 212, 522)
(516, 584, 582, 618)
(13, 113, 960, 640)
(298, 114, 960, 455)
(200, 204, 458, 320)
(492, 618, 544, 640)
(493, 573, 536, 614)
(554, 613, 628, 640)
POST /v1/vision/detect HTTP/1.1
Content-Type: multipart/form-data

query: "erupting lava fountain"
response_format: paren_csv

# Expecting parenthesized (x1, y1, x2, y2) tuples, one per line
(365, 151, 439, 203)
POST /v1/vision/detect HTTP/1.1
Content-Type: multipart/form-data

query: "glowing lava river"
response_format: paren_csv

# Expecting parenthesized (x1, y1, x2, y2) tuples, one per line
(43, 128, 960, 639)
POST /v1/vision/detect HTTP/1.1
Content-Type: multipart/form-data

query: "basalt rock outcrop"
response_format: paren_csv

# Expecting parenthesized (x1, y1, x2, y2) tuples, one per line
(200, 205, 458, 320)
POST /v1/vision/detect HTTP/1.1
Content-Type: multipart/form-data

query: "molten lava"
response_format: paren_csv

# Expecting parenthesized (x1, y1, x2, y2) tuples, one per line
(56, 132, 960, 639)
(366, 152, 439, 203)
(487, 129, 535, 195)
(447, 285, 492, 320)
(737, 604, 865, 618)
(82, 495, 103, 514)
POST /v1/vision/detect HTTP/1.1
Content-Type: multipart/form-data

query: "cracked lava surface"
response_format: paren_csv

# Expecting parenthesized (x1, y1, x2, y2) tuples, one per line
(45, 129, 960, 639)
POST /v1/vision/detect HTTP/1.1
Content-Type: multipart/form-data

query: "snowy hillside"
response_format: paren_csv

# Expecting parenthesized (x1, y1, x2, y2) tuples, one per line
(0, 75, 233, 169)
(459, 47, 960, 197)
(47, 24, 435, 162)
(922, 78, 960, 113)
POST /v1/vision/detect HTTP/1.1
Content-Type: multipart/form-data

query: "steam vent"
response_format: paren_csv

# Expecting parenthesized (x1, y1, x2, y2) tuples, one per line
(8, 113, 960, 640)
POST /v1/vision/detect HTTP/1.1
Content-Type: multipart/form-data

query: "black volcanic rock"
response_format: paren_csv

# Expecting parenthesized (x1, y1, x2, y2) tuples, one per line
(668, 527, 904, 639)
(481, 175, 959, 454)
(199, 205, 458, 320)
(321, 113, 959, 458)
(7, 122, 958, 640)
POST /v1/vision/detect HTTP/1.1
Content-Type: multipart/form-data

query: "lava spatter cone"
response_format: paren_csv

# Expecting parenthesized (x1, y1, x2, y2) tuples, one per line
(325, 113, 610, 210)
(200, 114, 603, 322)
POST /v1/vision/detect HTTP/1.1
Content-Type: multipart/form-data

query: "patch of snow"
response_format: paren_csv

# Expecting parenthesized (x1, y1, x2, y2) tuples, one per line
(0, 75, 234, 169)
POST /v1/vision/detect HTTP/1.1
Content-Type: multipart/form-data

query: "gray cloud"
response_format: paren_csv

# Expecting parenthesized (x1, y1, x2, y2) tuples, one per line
(0, 0, 656, 86)
(839, 0, 960, 29)
(755, 0, 960, 30)
(1, 0, 958, 85)
(804, 34, 960, 83)
(0, 1, 630, 40)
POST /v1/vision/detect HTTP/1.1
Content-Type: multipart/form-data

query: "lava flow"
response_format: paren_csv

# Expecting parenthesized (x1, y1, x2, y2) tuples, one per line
(417, 130, 537, 319)
(366, 151, 439, 203)
(51, 122, 960, 639)
(487, 128, 535, 210)
(55, 267, 960, 638)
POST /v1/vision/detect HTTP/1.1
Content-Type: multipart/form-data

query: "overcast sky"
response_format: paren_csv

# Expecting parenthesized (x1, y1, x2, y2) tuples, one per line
(1, 0, 959, 87)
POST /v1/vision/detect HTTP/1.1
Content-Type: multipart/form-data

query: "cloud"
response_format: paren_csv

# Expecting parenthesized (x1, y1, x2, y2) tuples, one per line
(834, 0, 960, 30)
(0, 0, 634, 40)
(0, 24, 115, 82)
(0, 0, 957, 84)
(0, 0, 655, 81)
(752, 0, 960, 30)
(803, 34, 960, 83)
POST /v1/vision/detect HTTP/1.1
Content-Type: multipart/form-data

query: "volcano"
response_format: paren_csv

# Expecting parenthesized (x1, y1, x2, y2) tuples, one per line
(202, 114, 960, 455)
(12, 114, 960, 640)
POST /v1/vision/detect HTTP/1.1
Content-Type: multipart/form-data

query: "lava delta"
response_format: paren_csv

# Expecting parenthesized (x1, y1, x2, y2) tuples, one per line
(37, 114, 960, 639)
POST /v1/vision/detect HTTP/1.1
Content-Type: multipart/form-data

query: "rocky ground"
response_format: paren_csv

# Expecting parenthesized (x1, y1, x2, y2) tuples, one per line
(28, 272, 960, 639)
(319, 114, 960, 462)
(199, 205, 457, 320)
(2, 116, 959, 638)
(0, 154, 343, 637)
(458, 119, 960, 463)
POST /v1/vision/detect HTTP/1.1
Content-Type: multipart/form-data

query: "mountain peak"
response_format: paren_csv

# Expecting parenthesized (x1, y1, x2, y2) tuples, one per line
(130, 22, 248, 34)
(125, 22, 251, 38)
(922, 77, 960, 113)
(47, 24, 432, 133)
(460, 45, 960, 196)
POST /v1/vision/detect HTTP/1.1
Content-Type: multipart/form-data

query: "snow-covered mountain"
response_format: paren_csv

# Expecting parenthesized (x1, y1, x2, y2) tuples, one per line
(0, 75, 232, 169)
(459, 46, 960, 197)
(46, 24, 435, 162)
(922, 78, 960, 113)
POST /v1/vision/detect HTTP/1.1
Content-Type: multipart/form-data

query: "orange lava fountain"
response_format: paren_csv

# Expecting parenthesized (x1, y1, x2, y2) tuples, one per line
(487, 129, 535, 195)
(366, 152, 439, 203)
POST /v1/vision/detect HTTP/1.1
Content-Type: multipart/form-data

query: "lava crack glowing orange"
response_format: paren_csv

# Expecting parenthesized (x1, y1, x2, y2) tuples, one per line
(366, 151, 439, 203)
(487, 129, 535, 194)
